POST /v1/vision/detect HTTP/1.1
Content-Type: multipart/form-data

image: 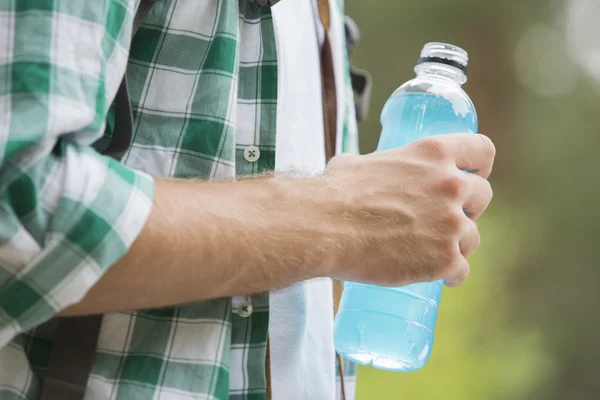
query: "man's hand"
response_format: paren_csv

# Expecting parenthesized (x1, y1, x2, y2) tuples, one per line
(320, 133, 495, 287)
(64, 133, 495, 316)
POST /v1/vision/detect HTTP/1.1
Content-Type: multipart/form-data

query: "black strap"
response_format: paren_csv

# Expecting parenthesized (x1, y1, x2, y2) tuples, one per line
(40, 317, 103, 400)
(40, 2, 156, 400)
(344, 15, 372, 122)
(132, 0, 156, 34)
(101, 79, 133, 160)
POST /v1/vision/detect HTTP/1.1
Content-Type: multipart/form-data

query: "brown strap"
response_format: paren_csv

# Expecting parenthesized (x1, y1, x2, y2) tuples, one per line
(333, 282, 346, 400)
(265, 339, 272, 400)
(315, 1, 347, 399)
(318, 0, 338, 162)
(317, 0, 331, 29)
(40, 3, 157, 400)
(333, 281, 345, 391)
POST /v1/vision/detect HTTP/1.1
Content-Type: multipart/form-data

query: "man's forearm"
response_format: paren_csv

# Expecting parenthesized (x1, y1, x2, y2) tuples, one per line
(62, 177, 335, 316)
(62, 133, 497, 316)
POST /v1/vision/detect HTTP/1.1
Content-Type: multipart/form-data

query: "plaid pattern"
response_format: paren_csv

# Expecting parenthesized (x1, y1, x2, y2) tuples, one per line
(0, 0, 359, 399)
(0, 0, 155, 398)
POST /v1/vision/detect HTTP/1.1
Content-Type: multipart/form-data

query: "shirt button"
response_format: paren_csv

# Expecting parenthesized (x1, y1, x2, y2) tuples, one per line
(243, 146, 260, 163)
(237, 301, 253, 318)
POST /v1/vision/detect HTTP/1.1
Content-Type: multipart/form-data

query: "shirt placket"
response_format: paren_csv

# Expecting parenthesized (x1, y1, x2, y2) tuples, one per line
(229, 3, 278, 399)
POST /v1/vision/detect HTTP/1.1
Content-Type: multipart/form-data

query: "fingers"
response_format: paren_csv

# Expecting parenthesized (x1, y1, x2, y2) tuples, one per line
(444, 218, 479, 287)
(412, 133, 496, 178)
(459, 218, 480, 257)
(462, 173, 493, 220)
(443, 257, 470, 288)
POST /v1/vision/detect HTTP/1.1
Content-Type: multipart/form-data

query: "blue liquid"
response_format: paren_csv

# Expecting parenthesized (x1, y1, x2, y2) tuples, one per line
(334, 91, 478, 372)
(377, 93, 477, 149)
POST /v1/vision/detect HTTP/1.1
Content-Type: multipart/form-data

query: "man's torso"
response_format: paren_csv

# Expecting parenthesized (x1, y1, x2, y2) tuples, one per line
(1, 1, 359, 398)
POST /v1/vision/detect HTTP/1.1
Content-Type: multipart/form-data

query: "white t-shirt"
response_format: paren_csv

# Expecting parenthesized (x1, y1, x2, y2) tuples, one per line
(269, 1, 356, 399)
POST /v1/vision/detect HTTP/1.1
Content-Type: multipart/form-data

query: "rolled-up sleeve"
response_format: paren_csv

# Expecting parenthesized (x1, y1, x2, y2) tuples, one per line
(0, 0, 154, 347)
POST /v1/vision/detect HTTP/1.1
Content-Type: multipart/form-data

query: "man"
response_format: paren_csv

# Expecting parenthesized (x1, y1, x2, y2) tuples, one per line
(0, 0, 495, 399)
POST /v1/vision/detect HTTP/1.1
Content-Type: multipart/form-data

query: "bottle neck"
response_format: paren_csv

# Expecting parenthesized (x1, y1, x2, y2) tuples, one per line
(415, 62, 467, 86)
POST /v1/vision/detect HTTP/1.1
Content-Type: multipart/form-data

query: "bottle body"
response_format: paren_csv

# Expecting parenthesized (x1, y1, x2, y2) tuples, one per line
(334, 46, 478, 372)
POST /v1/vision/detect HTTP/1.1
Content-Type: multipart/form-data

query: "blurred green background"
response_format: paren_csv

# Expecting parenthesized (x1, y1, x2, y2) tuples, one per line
(346, 0, 600, 399)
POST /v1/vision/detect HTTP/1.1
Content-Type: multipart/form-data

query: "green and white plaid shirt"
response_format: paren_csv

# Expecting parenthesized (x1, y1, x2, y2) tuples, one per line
(0, 0, 359, 399)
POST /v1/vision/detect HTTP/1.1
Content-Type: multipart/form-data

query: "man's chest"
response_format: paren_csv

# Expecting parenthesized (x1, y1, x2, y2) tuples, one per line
(121, 0, 280, 179)
(116, 0, 352, 180)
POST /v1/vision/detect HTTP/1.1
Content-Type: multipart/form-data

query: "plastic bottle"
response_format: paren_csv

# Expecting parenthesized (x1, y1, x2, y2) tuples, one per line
(333, 42, 478, 372)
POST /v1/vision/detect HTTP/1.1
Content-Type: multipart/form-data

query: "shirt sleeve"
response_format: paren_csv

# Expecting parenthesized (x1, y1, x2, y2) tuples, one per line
(0, 0, 154, 347)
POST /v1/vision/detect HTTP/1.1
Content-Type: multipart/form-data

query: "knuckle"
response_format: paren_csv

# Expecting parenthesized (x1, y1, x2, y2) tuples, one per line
(441, 210, 464, 234)
(454, 262, 470, 285)
(472, 226, 482, 249)
(485, 180, 494, 203)
(414, 137, 448, 160)
(462, 222, 481, 256)
(439, 173, 468, 198)
(443, 243, 459, 265)
(477, 179, 494, 211)
(482, 177, 493, 194)
(433, 243, 458, 280)
(440, 258, 469, 286)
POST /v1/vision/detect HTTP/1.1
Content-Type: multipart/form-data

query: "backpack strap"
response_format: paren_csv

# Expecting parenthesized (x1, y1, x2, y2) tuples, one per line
(40, 316, 103, 400)
(101, 80, 133, 160)
(40, 3, 156, 400)
(343, 16, 372, 123)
